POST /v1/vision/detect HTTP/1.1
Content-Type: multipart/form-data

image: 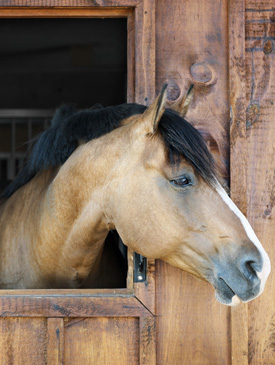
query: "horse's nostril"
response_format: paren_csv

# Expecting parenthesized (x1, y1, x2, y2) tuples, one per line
(243, 260, 257, 281)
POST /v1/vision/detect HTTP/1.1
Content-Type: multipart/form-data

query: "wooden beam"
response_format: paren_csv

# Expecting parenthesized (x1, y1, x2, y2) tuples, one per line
(0, 7, 132, 17)
(0, 0, 140, 7)
(0, 294, 152, 317)
(134, 0, 156, 104)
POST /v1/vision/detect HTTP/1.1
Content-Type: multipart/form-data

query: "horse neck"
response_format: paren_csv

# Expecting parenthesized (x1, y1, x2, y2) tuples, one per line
(35, 141, 116, 287)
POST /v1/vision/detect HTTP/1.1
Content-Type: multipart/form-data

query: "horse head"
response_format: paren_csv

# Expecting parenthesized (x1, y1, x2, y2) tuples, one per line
(105, 85, 271, 306)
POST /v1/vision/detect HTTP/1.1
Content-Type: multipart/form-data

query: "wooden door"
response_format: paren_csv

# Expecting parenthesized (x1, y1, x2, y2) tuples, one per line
(0, 288, 156, 364)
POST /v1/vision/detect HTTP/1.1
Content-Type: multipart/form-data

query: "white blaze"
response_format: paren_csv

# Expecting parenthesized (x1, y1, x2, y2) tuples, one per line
(216, 184, 271, 300)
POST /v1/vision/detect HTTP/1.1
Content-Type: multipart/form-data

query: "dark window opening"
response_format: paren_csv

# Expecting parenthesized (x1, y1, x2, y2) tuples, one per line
(0, 18, 128, 289)
(0, 18, 127, 109)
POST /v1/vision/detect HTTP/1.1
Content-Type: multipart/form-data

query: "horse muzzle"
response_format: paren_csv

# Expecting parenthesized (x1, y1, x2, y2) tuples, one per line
(211, 247, 270, 306)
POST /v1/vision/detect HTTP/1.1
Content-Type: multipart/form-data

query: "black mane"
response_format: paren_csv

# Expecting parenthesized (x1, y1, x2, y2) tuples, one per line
(1, 103, 217, 199)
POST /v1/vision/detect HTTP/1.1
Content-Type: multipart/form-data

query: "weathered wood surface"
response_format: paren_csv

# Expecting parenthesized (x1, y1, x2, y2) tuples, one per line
(0, 0, 141, 6)
(64, 317, 139, 364)
(155, 0, 231, 363)
(229, 2, 275, 364)
(0, 295, 155, 364)
(134, 0, 156, 104)
(0, 294, 150, 317)
(0, 317, 47, 364)
(244, 3, 275, 364)
(0, 7, 132, 17)
(229, 1, 249, 364)
(156, 0, 230, 179)
(0, 316, 151, 364)
(156, 261, 231, 365)
(47, 318, 64, 364)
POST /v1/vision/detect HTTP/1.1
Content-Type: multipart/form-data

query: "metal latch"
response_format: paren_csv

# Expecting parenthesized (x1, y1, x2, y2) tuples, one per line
(133, 253, 147, 283)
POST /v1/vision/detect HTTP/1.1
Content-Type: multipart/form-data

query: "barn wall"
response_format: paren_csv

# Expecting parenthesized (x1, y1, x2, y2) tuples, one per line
(156, 0, 275, 364)
(231, 1, 275, 363)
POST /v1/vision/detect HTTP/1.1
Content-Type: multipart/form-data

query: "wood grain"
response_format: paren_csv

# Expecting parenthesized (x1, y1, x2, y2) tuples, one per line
(0, 294, 151, 317)
(64, 317, 139, 364)
(139, 316, 156, 365)
(0, 8, 132, 17)
(229, 1, 249, 365)
(0, 317, 47, 364)
(47, 318, 64, 364)
(244, 3, 275, 364)
(229, 0, 247, 213)
(156, 0, 230, 177)
(156, 261, 231, 365)
(134, 0, 156, 104)
(127, 11, 136, 103)
(0, 0, 140, 6)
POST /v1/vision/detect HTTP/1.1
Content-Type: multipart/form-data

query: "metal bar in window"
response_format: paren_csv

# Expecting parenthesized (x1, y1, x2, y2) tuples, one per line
(0, 110, 54, 119)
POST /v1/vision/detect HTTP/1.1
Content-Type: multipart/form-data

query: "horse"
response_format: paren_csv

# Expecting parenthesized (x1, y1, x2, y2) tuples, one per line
(0, 85, 270, 306)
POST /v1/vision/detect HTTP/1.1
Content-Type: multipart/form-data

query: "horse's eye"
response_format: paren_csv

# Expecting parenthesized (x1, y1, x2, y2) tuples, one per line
(170, 177, 191, 187)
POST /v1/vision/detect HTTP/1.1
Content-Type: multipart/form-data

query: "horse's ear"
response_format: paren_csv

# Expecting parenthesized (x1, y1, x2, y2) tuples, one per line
(141, 84, 168, 134)
(170, 84, 194, 118)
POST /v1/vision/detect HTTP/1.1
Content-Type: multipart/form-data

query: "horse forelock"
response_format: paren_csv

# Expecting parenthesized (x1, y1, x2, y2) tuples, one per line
(159, 109, 219, 187)
(1, 103, 219, 199)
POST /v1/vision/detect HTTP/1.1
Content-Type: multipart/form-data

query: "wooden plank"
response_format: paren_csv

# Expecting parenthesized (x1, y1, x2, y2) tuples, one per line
(155, 0, 231, 363)
(244, 3, 275, 364)
(0, 317, 47, 364)
(47, 318, 64, 365)
(0, 0, 140, 7)
(0, 288, 133, 296)
(156, 261, 231, 365)
(0, 295, 151, 317)
(230, 305, 248, 364)
(127, 11, 136, 103)
(139, 315, 156, 365)
(156, 0, 230, 176)
(246, 0, 275, 9)
(64, 317, 139, 364)
(135, 0, 156, 104)
(229, 0, 247, 212)
(229, 1, 249, 365)
(0, 7, 132, 17)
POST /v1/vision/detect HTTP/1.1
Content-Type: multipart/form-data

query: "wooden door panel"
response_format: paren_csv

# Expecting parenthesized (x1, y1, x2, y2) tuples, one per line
(64, 317, 139, 364)
(0, 317, 47, 364)
(0, 293, 155, 364)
